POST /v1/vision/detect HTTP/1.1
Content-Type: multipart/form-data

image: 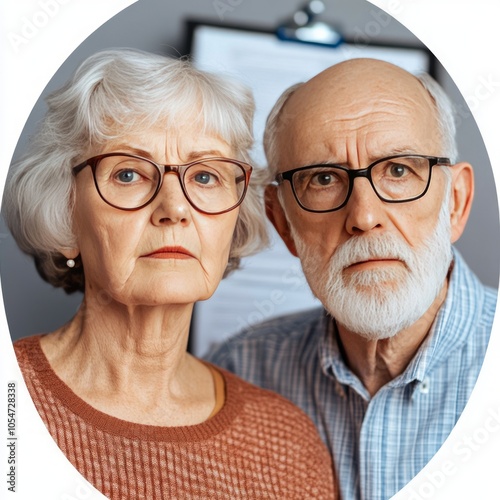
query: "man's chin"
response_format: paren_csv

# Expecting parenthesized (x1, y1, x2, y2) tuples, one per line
(342, 270, 407, 291)
(329, 308, 407, 339)
(347, 327, 401, 341)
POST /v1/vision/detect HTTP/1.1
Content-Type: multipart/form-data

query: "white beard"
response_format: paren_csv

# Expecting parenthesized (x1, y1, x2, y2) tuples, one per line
(291, 190, 453, 340)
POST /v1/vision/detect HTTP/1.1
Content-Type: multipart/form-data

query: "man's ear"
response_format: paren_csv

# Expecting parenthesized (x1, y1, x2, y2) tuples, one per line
(449, 162, 474, 243)
(264, 184, 298, 257)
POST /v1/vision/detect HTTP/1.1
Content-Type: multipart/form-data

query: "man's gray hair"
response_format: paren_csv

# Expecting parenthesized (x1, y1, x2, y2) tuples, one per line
(263, 70, 458, 182)
(416, 72, 458, 162)
(3, 48, 268, 293)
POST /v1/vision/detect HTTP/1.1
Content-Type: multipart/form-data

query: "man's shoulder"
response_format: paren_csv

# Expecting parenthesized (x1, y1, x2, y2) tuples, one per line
(453, 251, 497, 320)
(438, 251, 497, 366)
(481, 282, 497, 307)
(480, 283, 497, 322)
(222, 306, 325, 347)
(205, 306, 326, 369)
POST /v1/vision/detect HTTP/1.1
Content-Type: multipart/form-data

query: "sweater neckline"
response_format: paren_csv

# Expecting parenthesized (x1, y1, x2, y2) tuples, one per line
(22, 334, 241, 442)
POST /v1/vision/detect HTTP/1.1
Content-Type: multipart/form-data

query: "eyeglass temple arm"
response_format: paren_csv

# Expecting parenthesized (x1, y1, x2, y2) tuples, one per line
(434, 157, 452, 166)
(72, 160, 89, 175)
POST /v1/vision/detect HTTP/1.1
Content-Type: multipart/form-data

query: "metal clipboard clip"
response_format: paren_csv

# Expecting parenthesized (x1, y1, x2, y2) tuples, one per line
(276, 1, 344, 48)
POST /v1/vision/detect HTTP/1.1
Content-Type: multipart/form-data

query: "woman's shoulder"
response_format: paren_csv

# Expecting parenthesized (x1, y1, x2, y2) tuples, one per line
(13, 334, 43, 359)
(214, 363, 322, 434)
(12, 334, 49, 376)
(212, 364, 337, 497)
(218, 364, 295, 403)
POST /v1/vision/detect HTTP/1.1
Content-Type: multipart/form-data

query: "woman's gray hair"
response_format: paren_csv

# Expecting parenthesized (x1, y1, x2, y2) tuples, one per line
(3, 48, 268, 293)
(263, 70, 459, 182)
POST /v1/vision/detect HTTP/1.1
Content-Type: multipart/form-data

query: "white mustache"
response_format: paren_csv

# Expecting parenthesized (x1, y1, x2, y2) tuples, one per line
(332, 233, 415, 271)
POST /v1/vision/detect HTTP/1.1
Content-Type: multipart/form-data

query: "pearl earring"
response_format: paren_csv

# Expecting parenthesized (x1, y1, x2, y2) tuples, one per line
(66, 259, 75, 268)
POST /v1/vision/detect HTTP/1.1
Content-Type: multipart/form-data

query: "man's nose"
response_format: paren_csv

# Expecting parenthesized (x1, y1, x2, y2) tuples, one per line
(344, 176, 385, 234)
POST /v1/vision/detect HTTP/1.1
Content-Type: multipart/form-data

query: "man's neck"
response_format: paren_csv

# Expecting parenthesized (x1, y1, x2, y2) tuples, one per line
(336, 282, 448, 397)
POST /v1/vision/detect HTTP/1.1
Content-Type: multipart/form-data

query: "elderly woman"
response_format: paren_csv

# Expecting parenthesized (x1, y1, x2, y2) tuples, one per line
(4, 49, 336, 498)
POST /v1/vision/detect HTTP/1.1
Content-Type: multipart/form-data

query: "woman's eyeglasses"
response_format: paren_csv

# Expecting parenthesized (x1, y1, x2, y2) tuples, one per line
(73, 153, 252, 214)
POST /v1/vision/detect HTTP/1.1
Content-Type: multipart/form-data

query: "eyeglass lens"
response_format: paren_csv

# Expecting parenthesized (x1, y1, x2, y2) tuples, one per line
(291, 156, 431, 211)
(94, 156, 246, 213)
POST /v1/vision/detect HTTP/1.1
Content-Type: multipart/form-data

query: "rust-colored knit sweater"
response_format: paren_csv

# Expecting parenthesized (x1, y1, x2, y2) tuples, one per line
(15, 336, 336, 499)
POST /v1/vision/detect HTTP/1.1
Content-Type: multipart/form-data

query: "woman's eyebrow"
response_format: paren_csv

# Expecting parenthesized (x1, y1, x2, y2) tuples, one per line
(183, 150, 226, 161)
(109, 145, 154, 159)
(107, 146, 227, 163)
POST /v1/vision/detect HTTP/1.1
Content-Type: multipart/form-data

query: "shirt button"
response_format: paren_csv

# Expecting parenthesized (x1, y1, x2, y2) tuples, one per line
(335, 382, 346, 398)
(420, 377, 430, 394)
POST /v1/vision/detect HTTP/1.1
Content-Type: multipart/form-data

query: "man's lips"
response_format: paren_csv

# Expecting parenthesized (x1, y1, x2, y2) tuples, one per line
(345, 258, 403, 269)
(142, 246, 195, 259)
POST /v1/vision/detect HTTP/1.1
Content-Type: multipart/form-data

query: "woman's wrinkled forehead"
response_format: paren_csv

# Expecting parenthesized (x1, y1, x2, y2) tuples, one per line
(94, 123, 234, 166)
(93, 113, 234, 158)
(93, 98, 244, 156)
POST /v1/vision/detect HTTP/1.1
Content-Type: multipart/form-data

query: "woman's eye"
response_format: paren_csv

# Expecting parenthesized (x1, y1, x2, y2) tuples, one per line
(116, 169, 140, 183)
(194, 171, 216, 185)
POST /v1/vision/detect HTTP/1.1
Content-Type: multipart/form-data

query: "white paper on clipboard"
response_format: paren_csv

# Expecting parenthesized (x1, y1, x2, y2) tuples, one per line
(189, 23, 432, 357)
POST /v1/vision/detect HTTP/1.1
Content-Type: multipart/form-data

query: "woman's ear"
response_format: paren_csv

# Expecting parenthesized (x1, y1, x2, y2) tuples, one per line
(448, 162, 474, 243)
(59, 247, 80, 261)
(265, 185, 298, 257)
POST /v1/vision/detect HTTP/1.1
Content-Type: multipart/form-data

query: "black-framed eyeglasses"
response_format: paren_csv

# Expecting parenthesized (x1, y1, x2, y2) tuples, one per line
(275, 154, 452, 213)
(72, 153, 252, 214)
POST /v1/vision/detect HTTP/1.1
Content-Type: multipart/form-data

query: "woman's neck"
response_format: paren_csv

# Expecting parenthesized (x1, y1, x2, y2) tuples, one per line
(40, 296, 216, 426)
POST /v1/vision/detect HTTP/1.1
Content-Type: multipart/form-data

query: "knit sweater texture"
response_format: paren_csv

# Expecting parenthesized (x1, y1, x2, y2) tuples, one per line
(15, 335, 336, 499)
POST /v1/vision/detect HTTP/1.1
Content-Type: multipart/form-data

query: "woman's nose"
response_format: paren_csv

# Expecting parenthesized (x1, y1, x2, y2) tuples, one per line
(150, 172, 192, 226)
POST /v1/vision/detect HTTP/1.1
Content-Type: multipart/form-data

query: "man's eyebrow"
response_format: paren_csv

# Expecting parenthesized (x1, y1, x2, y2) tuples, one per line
(305, 147, 422, 166)
(384, 147, 420, 156)
(362, 148, 421, 162)
(357, 148, 423, 165)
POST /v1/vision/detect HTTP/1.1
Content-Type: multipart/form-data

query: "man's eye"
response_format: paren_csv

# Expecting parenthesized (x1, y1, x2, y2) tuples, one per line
(313, 173, 334, 186)
(307, 171, 343, 187)
(389, 164, 409, 178)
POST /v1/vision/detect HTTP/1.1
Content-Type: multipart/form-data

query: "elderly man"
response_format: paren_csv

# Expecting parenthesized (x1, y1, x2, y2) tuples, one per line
(207, 58, 497, 499)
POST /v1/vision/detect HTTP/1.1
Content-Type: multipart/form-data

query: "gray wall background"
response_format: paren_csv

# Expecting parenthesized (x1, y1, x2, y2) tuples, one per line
(1, 0, 498, 341)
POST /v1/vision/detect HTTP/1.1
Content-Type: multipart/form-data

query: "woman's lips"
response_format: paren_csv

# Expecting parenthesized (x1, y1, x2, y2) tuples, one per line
(143, 247, 194, 259)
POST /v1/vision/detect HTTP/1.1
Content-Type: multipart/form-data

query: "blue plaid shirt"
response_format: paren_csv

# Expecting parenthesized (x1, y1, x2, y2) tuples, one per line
(206, 250, 497, 500)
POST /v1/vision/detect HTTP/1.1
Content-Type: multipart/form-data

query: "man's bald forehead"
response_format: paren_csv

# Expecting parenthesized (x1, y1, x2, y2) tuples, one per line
(308, 58, 418, 83)
(272, 58, 442, 160)
(284, 58, 434, 115)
